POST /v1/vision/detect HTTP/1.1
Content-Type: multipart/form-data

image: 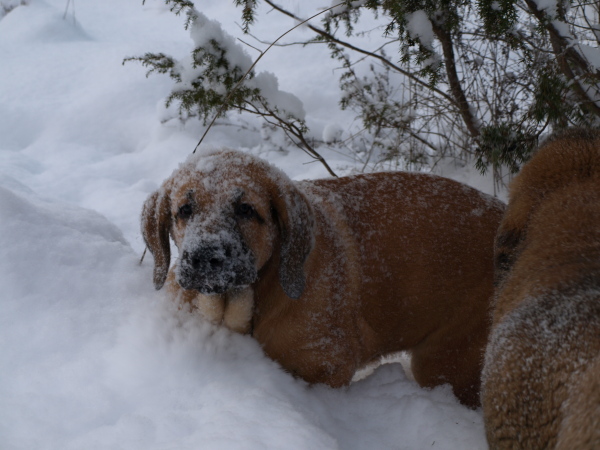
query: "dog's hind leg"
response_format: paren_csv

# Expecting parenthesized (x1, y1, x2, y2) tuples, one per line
(410, 317, 489, 408)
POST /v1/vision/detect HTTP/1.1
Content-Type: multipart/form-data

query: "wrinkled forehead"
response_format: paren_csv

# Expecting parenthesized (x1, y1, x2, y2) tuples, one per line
(169, 152, 270, 206)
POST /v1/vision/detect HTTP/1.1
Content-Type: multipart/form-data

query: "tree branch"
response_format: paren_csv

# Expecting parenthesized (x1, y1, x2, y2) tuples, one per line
(240, 102, 339, 177)
(262, 0, 455, 104)
(523, 0, 600, 117)
(431, 23, 481, 138)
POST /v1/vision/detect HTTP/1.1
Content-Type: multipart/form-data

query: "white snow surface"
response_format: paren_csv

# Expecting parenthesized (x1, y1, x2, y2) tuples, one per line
(0, 1, 495, 449)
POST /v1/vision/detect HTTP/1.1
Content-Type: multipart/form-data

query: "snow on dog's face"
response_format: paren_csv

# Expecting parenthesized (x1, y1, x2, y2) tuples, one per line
(141, 150, 314, 299)
(172, 185, 261, 294)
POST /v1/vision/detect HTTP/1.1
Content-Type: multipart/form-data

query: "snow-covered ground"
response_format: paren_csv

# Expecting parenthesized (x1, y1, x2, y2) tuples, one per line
(0, 1, 496, 448)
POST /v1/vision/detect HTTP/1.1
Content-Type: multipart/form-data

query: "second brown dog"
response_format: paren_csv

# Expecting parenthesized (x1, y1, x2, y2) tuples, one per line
(482, 129, 600, 448)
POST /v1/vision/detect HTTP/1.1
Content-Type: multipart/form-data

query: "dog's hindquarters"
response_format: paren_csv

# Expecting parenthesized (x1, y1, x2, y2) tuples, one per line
(556, 356, 600, 449)
(482, 288, 600, 449)
(483, 129, 600, 448)
(311, 172, 504, 407)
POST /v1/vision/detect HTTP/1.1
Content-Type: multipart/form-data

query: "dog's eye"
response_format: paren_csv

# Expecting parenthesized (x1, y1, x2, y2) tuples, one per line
(178, 204, 193, 220)
(235, 203, 254, 219)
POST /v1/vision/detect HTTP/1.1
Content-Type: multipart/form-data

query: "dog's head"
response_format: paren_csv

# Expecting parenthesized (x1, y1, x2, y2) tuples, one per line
(141, 150, 314, 299)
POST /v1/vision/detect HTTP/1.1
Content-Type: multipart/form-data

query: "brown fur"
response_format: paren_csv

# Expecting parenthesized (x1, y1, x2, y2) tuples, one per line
(482, 128, 600, 449)
(141, 149, 505, 407)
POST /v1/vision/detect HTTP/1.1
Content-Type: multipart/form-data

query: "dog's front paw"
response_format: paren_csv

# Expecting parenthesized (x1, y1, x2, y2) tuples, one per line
(223, 286, 254, 334)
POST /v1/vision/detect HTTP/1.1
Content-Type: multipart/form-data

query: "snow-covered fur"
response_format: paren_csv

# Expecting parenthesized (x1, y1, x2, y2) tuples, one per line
(141, 149, 505, 407)
(482, 128, 600, 448)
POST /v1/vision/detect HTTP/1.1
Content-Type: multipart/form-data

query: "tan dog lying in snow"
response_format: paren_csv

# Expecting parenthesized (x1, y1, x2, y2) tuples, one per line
(482, 128, 600, 448)
(142, 149, 505, 407)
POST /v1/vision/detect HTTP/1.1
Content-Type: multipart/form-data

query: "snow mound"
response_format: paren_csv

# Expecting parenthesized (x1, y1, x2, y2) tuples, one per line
(0, 0, 90, 42)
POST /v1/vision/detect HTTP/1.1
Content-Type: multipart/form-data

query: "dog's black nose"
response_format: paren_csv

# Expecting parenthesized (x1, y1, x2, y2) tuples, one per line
(208, 256, 224, 269)
(184, 246, 226, 271)
(177, 239, 257, 294)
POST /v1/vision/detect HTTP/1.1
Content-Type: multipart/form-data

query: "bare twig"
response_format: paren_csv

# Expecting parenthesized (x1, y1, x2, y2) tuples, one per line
(240, 100, 339, 177)
(237, 38, 263, 54)
(63, 0, 75, 22)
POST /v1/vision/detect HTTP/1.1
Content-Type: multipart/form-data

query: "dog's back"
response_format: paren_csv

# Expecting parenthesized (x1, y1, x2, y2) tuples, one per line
(482, 129, 600, 449)
(306, 171, 505, 407)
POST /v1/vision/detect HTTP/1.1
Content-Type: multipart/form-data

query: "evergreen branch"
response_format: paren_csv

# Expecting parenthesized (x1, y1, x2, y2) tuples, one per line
(522, 0, 600, 117)
(192, 1, 346, 178)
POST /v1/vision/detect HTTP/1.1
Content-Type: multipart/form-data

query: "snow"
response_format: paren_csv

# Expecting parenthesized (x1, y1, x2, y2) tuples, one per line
(405, 10, 434, 50)
(532, 0, 558, 17)
(180, 7, 306, 122)
(323, 122, 344, 143)
(0, 1, 493, 448)
(404, 10, 441, 69)
(251, 71, 306, 120)
(189, 10, 253, 74)
(578, 43, 600, 72)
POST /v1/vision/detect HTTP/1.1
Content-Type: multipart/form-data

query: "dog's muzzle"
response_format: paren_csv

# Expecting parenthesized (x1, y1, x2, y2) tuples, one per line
(177, 240, 257, 294)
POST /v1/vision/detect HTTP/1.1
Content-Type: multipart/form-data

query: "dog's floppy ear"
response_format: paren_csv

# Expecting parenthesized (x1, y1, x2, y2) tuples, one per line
(270, 181, 314, 299)
(141, 188, 172, 290)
